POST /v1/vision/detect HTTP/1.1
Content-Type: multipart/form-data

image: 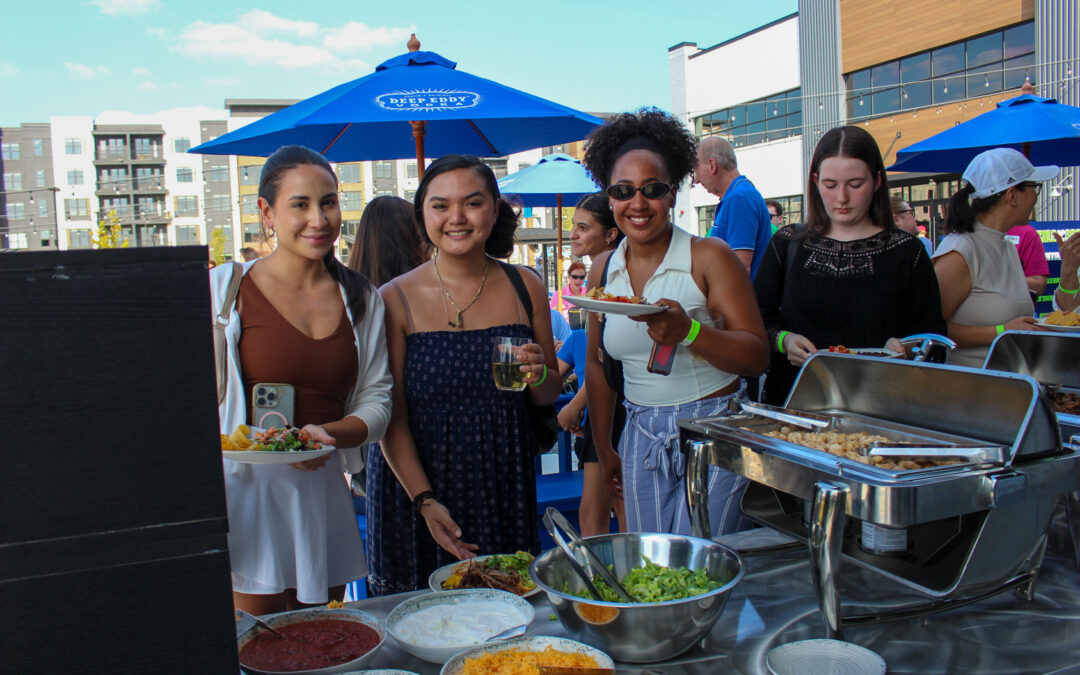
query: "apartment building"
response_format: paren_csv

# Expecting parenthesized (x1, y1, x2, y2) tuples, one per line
(0, 123, 57, 250)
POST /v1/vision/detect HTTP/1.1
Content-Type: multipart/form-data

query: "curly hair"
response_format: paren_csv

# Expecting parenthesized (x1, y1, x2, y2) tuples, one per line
(581, 108, 697, 188)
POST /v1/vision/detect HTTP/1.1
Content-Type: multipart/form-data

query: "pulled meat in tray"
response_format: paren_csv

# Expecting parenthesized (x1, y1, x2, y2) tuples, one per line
(1049, 390, 1080, 415)
(763, 427, 959, 470)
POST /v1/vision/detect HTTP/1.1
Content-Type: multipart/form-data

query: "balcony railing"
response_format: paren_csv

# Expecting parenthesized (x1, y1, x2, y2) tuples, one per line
(95, 148, 128, 161)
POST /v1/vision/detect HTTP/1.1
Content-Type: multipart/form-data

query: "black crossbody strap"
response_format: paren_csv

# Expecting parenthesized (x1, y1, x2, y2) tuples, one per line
(499, 261, 533, 321)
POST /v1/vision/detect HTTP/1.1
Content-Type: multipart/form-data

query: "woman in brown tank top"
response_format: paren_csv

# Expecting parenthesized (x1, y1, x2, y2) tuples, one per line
(215, 145, 392, 616)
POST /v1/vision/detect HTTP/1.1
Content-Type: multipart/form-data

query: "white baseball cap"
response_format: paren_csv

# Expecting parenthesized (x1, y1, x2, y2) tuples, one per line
(962, 147, 1058, 199)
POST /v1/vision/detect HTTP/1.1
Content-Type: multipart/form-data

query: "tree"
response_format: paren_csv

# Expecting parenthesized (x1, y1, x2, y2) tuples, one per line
(92, 209, 129, 249)
(209, 226, 227, 264)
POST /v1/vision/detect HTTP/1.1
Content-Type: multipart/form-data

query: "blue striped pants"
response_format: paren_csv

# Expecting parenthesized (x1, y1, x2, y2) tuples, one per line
(619, 389, 750, 537)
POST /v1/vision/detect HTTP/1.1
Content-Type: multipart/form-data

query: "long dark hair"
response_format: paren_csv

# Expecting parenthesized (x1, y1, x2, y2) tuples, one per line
(943, 184, 1008, 233)
(581, 108, 697, 188)
(414, 155, 519, 258)
(574, 191, 624, 246)
(259, 144, 371, 323)
(805, 126, 893, 234)
(348, 195, 429, 286)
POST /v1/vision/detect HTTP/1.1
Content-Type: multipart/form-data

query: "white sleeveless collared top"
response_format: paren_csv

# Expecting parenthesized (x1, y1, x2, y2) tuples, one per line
(602, 226, 737, 406)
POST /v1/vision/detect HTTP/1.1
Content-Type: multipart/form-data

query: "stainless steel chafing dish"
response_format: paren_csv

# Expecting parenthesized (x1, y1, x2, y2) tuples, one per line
(679, 353, 1080, 639)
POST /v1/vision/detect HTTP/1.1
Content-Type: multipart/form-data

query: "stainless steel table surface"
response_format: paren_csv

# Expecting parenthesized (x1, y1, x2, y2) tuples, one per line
(239, 529, 1080, 674)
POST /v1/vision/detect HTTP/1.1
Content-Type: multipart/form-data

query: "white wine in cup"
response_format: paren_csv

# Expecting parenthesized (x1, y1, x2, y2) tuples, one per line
(492, 337, 530, 391)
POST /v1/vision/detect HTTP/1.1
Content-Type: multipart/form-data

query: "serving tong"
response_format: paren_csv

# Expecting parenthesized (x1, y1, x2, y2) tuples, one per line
(541, 507, 635, 602)
(864, 441, 1008, 465)
(735, 400, 834, 431)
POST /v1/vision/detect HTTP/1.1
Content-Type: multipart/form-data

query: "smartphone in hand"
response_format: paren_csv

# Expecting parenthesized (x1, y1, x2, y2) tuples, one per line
(252, 383, 295, 428)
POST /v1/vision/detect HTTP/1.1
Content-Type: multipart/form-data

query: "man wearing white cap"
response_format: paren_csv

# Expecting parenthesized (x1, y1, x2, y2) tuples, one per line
(932, 147, 1058, 367)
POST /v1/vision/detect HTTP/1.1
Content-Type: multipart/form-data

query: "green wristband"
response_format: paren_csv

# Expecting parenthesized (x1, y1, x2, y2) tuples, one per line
(528, 364, 548, 387)
(996, 324, 1005, 335)
(1058, 285, 1079, 295)
(680, 319, 702, 347)
(777, 330, 791, 354)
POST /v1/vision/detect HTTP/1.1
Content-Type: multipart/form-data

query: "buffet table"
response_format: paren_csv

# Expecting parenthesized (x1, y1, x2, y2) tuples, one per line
(242, 528, 1080, 674)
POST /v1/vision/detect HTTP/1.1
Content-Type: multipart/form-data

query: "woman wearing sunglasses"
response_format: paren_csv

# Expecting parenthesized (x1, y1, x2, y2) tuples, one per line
(580, 109, 768, 537)
(551, 260, 588, 316)
(933, 148, 1057, 367)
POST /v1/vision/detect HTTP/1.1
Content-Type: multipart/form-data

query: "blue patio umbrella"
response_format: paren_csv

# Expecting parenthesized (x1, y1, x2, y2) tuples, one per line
(190, 40, 603, 176)
(888, 93, 1080, 173)
(497, 153, 602, 308)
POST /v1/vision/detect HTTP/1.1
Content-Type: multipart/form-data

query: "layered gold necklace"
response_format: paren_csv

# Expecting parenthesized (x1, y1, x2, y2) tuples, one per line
(433, 254, 490, 329)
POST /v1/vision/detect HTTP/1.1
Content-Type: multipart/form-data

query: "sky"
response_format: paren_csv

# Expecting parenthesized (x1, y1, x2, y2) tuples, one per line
(0, 0, 797, 127)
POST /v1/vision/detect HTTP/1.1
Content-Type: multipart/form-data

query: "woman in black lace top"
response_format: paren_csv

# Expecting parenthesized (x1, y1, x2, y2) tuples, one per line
(754, 126, 946, 406)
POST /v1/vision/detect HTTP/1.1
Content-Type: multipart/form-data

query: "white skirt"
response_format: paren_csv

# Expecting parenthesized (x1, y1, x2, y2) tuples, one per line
(224, 454, 367, 604)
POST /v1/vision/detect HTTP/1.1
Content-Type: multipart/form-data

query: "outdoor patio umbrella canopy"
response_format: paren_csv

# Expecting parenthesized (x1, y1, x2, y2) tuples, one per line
(189, 49, 603, 162)
(888, 94, 1080, 173)
(496, 153, 600, 207)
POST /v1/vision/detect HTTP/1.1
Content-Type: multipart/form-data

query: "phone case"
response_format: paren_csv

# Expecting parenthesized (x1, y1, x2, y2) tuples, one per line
(252, 383, 295, 428)
(647, 342, 676, 376)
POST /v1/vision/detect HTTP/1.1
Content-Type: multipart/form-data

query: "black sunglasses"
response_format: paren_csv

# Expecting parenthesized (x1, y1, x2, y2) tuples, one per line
(606, 182, 673, 201)
(1018, 181, 1041, 195)
(569, 274, 586, 280)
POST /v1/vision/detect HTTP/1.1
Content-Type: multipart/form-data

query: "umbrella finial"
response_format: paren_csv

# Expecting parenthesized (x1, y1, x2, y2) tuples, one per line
(1021, 75, 1034, 95)
(407, 33, 420, 52)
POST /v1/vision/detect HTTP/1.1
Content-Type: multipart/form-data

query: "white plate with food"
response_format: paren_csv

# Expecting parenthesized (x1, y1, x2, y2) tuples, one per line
(1036, 319, 1080, 333)
(428, 552, 540, 598)
(562, 295, 667, 316)
(221, 425, 335, 464)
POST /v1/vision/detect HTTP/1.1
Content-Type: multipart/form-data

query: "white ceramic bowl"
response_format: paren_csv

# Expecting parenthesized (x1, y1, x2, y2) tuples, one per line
(237, 607, 386, 674)
(428, 554, 541, 598)
(386, 589, 535, 664)
(766, 639, 886, 675)
(440, 635, 614, 675)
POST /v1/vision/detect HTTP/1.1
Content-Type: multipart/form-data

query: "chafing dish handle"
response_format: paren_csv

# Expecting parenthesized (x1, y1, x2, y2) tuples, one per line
(809, 480, 849, 641)
(1066, 491, 1080, 572)
(898, 333, 957, 361)
(686, 439, 713, 539)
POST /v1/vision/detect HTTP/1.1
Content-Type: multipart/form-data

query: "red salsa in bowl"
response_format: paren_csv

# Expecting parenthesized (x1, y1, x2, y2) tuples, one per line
(237, 609, 385, 674)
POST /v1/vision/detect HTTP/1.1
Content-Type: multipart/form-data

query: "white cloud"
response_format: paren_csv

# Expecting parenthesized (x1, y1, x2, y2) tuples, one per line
(132, 66, 150, 75)
(239, 10, 319, 38)
(136, 80, 161, 92)
(0, 62, 18, 79)
(163, 11, 410, 71)
(65, 62, 110, 80)
(322, 22, 413, 53)
(85, 0, 161, 16)
(205, 75, 243, 87)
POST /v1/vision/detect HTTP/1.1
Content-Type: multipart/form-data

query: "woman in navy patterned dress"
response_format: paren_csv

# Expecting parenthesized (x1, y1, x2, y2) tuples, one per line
(365, 155, 561, 595)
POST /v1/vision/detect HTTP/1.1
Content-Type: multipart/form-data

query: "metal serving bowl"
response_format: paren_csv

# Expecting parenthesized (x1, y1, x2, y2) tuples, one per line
(529, 532, 744, 663)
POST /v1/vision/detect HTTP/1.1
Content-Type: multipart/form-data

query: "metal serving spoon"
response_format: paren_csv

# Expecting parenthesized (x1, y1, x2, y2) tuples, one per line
(236, 608, 287, 640)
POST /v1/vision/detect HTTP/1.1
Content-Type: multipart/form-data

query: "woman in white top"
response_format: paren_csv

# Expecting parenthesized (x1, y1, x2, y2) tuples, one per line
(934, 148, 1058, 367)
(212, 145, 392, 615)
(580, 110, 769, 536)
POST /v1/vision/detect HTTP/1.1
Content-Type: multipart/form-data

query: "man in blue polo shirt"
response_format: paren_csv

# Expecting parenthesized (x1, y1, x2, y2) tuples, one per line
(694, 136, 773, 279)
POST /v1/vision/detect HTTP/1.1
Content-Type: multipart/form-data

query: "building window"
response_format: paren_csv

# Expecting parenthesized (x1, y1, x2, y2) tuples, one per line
(6, 202, 26, 219)
(174, 195, 198, 216)
(208, 165, 229, 182)
(846, 21, 1035, 119)
(208, 194, 231, 214)
(174, 137, 191, 153)
(406, 162, 418, 179)
(7, 232, 28, 249)
(133, 137, 160, 160)
(135, 166, 162, 190)
(404, 190, 416, 203)
(374, 189, 394, 197)
(69, 229, 92, 248)
(176, 224, 199, 244)
(337, 163, 362, 183)
(1, 143, 18, 159)
(243, 222, 262, 244)
(697, 87, 802, 147)
(99, 167, 128, 190)
(3, 172, 22, 190)
(484, 159, 508, 178)
(65, 138, 82, 155)
(768, 194, 804, 226)
(38, 200, 48, 217)
(98, 137, 125, 160)
(36, 169, 47, 187)
(239, 165, 262, 185)
(374, 161, 394, 180)
(101, 196, 130, 217)
(40, 230, 53, 248)
(342, 220, 360, 238)
(340, 190, 363, 211)
(696, 205, 716, 236)
(241, 194, 259, 215)
(176, 167, 193, 183)
(32, 138, 43, 156)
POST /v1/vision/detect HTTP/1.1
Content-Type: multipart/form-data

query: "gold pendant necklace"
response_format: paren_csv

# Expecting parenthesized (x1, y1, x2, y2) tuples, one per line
(433, 254, 490, 328)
